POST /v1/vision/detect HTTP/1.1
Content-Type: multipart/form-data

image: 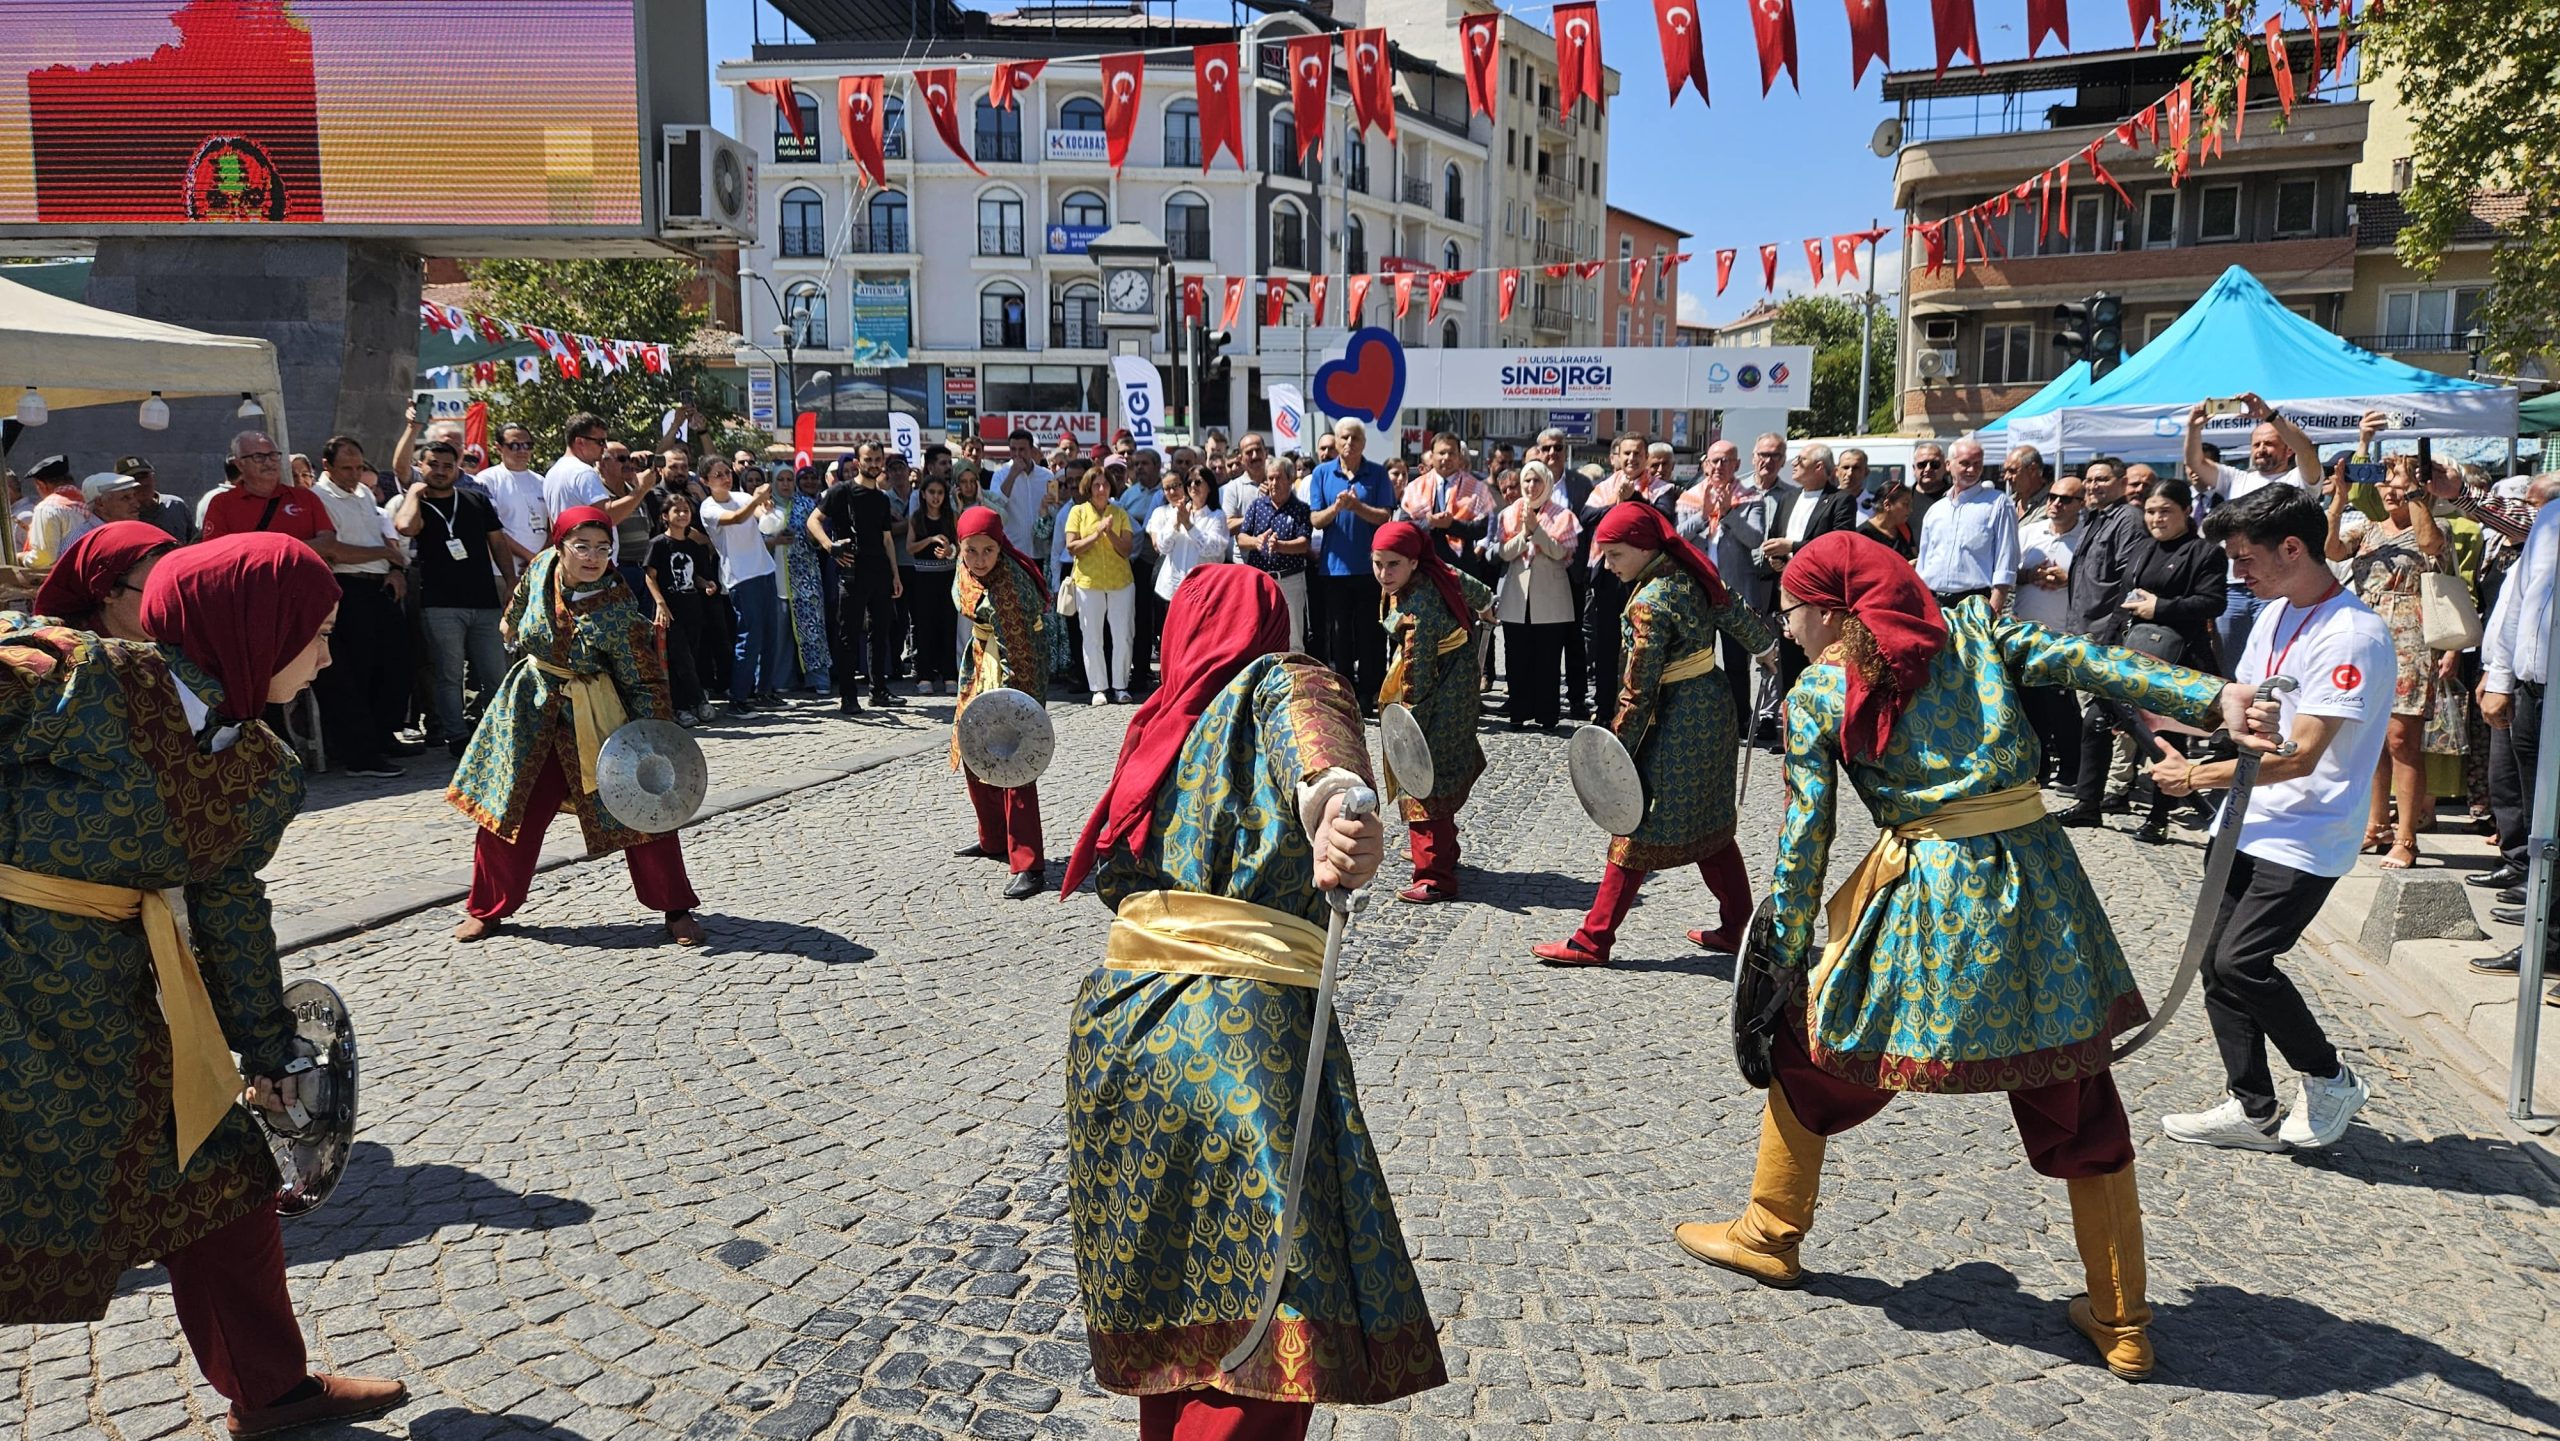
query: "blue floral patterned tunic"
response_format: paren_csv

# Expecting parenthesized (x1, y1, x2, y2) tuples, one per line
(1771, 600, 2226, 1093)
(1380, 572, 1492, 821)
(1610, 561, 1777, 870)
(1068, 655, 1445, 1406)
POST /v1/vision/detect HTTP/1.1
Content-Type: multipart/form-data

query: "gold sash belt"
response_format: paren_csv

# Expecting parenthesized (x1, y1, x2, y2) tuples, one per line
(0, 865, 241, 1167)
(1812, 783, 2049, 997)
(1660, 647, 1720, 684)
(533, 659, 628, 795)
(1103, 889, 1327, 989)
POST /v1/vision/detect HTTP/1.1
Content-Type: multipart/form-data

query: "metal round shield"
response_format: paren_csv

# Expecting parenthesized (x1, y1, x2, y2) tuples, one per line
(1567, 723, 1647, 836)
(955, 688, 1055, 789)
(1377, 702, 1435, 801)
(1730, 897, 1796, 1091)
(596, 719, 709, 834)
(268, 978, 358, 1218)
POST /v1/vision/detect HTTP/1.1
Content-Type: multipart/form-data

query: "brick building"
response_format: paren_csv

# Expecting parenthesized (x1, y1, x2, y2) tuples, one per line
(1602, 203, 1689, 443)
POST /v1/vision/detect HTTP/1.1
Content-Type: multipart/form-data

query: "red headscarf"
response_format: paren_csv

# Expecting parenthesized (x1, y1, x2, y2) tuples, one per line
(1779, 530, 1947, 763)
(1590, 501, 1731, 607)
(1371, 520, 1472, 624)
(550, 505, 613, 547)
(957, 505, 1048, 602)
(1060, 565, 1291, 898)
(32, 520, 175, 625)
(139, 534, 339, 724)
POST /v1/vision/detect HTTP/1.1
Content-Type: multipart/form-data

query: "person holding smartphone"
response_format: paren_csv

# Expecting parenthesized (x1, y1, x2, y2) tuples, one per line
(2186, 392, 2320, 675)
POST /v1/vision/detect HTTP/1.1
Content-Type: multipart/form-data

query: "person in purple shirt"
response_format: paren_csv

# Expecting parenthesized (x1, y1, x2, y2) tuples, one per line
(1305, 416, 1398, 709)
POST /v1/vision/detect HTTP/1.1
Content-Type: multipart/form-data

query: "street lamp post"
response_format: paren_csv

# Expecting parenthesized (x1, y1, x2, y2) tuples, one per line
(739, 267, 812, 454)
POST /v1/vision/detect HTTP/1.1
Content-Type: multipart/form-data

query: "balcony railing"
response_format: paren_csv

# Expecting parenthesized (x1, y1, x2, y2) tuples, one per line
(1400, 176, 1432, 206)
(844, 220, 909, 254)
(1531, 304, 1572, 332)
(1272, 150, 1308, 181)
(975, 131, 1024, 163)
(1050, 319, 1102, 349)
(1536, 105, 1568, 140)
(778, 223, 826, 258)
(1270, 237, 1306, 271)
(979, 224, 1025, 256)
(981, 319, 1027, 349)
(1534, 238, 1574, 265)
(1444, 196, 1465, 223)
(1347, 166, 1370, 194)
(1165, 136, 1203, 168)
(1169, 226, 1212, 261)
(2347, 331, 2476, 353)
(1534, 172, 1576, 206)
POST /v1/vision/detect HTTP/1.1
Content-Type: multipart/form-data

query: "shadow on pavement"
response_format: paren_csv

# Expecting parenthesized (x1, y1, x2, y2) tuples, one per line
(282, 1143, 598, 1267)
(404, 1406, 612, 1439)
(1441, 867, 1590, 916)
(2286, 1128, 2560, 1202)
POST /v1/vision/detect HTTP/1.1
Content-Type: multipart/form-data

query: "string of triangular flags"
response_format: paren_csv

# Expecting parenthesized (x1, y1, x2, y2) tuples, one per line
(418, 301, 677, 383)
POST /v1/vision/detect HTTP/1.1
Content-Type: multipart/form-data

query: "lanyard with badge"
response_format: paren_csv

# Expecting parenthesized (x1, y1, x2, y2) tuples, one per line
(2265, 583, 2343, 681)
(422, 495, 467, 561)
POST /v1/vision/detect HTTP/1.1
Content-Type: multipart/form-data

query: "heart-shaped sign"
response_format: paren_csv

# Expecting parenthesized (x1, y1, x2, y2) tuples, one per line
(1312, 326, 1406, 428)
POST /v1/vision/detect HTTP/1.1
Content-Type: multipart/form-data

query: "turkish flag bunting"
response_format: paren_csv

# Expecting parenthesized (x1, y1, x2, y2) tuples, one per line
(1100, 54, 1144, 170)
(1194, 45, 1245, 170)
(1654, 0, 1710, 106)
(1348, 29, 1397, 140)
(644, 345, 668, 375)
(989, 60, 1044, 110)
(1347, 273, 1373, 320)
(2265, 20, 2296, 116)
(1309, 274, 1330, 323)
(1182, 276, 1205, 322)
(1544, 264, 1573, 280)
(2127, 0, 2160, 45)
(1759, 244, 1780, 291)
(2136, 105, 2158, 147)
(793, 414, 817, 471)
(2038, 167, 2053, 239)
(1930, 0, 1982, 77)
(1804, 237, 1826, 286)
(1952, 214, 1966, 277)
(2234, 43, 2250, 139)
(1918, 221, 1947, 276)
(1285, 34, 1332, 164)
(1831, 234, 1861, 283)
(748, 80, 804, 140)
(1627, 257, 1648, 302)
(1554, 2, 1604, 115)
(557, 351, 581, 380)
(1459, 14, 1501, 118)
(476, 313, 505, 344)
(1221, 277, 1246, 331)
(839, 76, 887, 188)
(1498, 268, 1522, 319)
(1845, 0, 1890, 85)
(915, 70, 983, 176)
(1747, 0, 1799, 95)
(1715, 248, 1736, 295)
(1576, 261, 1607, 280)
(2301, 0, 2323, 78)
(1428, 271, 1447, 319)
(463, 401, 489, 453)
(1264, 278, 1288, 328)
(1668, 251, 1693, 266)
(2084, 146, 2131, 207)
(1393, 273, 1414, 318)
(2113, 119, 2138, 150)
(2026, 0, 2069, 57)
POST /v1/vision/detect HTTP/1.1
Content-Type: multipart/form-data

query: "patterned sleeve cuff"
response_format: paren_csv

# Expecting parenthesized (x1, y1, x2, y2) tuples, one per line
(1297, 767, 1364, 840)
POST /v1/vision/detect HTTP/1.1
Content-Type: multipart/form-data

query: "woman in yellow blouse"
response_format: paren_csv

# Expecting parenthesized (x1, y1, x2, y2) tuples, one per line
(1064, 465, 1138, 704)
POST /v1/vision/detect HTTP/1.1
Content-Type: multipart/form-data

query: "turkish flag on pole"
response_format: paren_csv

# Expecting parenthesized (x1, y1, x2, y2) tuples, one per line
(1428, 271, 1448, 320)
(1931, 0, 1983, 77)
(1747, 0, 1799, 95)
(1309, 274, 1330, 324)
(1804, 237, 1826, 286)
(1759, 244, 1780, 291)
(1264, 278, 1288, 328)
(2026, 0, 2069, 57)
(1194, 45, 1245, 171)
(1459, 14, 1500, 118)
(1498, 268, 1522, 319)
(1627, 256, 1649, 303)
(1845, 0, 1891, 85)
(1715, 248, 1737, 295)
(1554, 3, 1603, 115)
(1286, 34, 1332, 165)
(792, 413, 817, 470)
(2265, 20, 2296, 116)
(1182, 276, 1205, 322)
(462, 401, 489, 454)
(915, 70, 983, 176)
(748, 80, 805, 140)
(1348, 29, 1396, 140)
(1393, 273, 1415, 318)
(2127, 0, 2160, 45)
(1221, 277, 1246, 331)
(1654, 0, 1710, 106)
(1347, 273, 1374, 321)
(1832, 234, 1861, 283)
(839, 76, 887, 188)
(1100, 54, 1144, 171)
(988, 60, 1044, 110)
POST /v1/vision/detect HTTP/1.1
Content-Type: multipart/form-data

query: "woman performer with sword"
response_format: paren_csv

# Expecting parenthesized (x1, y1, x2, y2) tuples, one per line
(1674, 532, 2281, 1383)
(1371, 519, 1492, 903)
(1061, 564, 1446, 1440)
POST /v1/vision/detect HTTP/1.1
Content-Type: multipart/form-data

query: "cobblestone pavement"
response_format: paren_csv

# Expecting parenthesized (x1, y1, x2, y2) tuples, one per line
(12, 702, 2560, 1441)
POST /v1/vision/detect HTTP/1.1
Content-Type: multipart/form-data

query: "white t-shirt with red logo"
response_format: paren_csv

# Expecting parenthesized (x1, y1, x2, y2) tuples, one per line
(2228, 588, 2397, 878)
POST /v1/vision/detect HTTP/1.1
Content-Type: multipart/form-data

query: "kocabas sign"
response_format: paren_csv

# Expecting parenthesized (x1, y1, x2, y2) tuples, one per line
(1109, 355, 1167, 455)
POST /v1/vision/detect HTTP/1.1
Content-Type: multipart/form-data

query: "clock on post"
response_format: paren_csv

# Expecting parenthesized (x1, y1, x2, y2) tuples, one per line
(1084, 221, 1169, 351)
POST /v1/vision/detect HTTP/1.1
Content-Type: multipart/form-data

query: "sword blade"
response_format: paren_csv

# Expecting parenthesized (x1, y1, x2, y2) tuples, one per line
(2111, 747, 2263, 1064)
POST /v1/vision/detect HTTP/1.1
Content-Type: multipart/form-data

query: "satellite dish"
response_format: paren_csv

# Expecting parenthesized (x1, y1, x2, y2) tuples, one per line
(1869, 117, 1904, 158)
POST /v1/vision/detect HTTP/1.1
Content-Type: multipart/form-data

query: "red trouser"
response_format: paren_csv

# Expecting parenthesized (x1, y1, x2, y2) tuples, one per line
(1772, 1013, 2135, 1180)
(1568, 841, 1752, 960)
(1407, 815, 1459, 891)
(1139, 1390, 1314, 1441)
(466, 752, 701, 921)
(162, 1201, 309, 1409)
(966, 776, 1044, 872)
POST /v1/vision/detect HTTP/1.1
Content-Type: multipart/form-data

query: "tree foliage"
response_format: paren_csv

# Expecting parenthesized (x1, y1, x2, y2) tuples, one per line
(2166, 1, 2559, 371)
(462, 258, 726, 452)
(1772, 294, 1898, 437)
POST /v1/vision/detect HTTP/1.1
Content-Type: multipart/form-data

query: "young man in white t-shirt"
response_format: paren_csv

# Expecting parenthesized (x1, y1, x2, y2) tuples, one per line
(2151, 484, 2394, 1152)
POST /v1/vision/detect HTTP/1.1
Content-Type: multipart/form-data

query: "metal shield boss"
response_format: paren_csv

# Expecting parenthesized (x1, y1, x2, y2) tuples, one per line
(1377, 701, 1436, 801)
(955, 687, 1055, 789)
(265, 978, 359, 1217)
(1567, 723, 1646, 836)
(596, 719, 709, 834)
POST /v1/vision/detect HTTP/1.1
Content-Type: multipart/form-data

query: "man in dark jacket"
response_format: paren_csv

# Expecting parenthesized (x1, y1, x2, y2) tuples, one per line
(2060, 462, 2182, 825)
(1754, 442, 1859, 717)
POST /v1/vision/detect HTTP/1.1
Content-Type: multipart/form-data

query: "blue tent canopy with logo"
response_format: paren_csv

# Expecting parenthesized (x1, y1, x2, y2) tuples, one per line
(1994, 265, 2516, 461)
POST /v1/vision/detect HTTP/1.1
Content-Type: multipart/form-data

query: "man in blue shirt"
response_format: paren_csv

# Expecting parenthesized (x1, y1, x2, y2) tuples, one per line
(1306, 416, 1398, 709)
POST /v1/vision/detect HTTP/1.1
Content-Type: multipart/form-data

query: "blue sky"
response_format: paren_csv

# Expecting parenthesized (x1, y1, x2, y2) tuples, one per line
(705, 0, 2180, 328)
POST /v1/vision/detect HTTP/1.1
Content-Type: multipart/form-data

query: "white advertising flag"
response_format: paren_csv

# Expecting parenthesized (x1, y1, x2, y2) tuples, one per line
(887, 413, 922, 466)
(1268, 384, 1308, 457)
(1110, 354, 1168, 455)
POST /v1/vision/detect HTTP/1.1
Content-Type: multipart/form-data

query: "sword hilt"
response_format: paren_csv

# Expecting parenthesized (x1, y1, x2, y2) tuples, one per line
(1329, 785, 1378, 915)
(2260, 674, 2301, 758)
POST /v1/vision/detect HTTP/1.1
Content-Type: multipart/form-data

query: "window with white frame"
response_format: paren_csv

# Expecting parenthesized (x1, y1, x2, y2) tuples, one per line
(2198, 183, 2241, 242)
(774, 90, 820, 162)
(1616, 311, 1630, 345)
(2274, 178, 2317, 237)
(980, 281, 1027, 349)
(779, 186, 824, 257)
(1618, 234, 1633, 260)
(1652, 317, 1666, 345)
(1652, 246, 1667, 300)
(785, 281, 827, 347)
(1270, 199, 1306, 270)
(1163, 100, 1201, 168)
(1059, 96, 1104, 132)
(978, 190, 1025, 256)
(1166, 191, 1211, 261)
(1060, 189, 1107, 229)
(2142, 190, 2177, 248)
(1979, 322, 2037, 385)
(2380, 285, 2489, 345)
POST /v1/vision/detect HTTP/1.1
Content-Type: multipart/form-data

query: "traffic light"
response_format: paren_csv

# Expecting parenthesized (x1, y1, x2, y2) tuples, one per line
(2051, 292, 2125, 378)
(1200, 326, 1233, 387)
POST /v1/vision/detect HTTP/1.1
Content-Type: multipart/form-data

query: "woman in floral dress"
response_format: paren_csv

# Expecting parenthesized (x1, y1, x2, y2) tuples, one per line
(2325, 455, 2448, 870)
(781, 462, 837, 696)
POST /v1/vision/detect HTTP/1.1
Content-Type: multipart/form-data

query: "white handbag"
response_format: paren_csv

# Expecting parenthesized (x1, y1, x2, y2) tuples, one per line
(1054, 581, 1079, 618)
(2420, 568, 2484, 652)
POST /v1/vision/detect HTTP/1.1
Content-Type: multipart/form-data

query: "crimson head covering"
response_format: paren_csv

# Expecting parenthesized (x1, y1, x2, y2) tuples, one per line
(550, 505, 613, 547)
(140, 534, 339, 725)
(32, 520, 175, 625)
(1371, 520, 1473, 623)
(1778, 531, 1947, 763)
(1060, 565, 1290, 898)
(956, 505, 1049, 602)
(1590, 501, 1731, 608)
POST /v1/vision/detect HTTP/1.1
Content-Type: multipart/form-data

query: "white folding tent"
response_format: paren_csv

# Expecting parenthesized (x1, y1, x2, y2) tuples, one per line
(0, 272, 289, 449)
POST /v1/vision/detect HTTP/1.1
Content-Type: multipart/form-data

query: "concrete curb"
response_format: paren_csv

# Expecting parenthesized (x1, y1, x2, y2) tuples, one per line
(273, 731, 944, 955)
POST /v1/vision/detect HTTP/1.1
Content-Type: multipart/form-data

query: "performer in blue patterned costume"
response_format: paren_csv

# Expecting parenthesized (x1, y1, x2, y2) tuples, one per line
(1371, 520, 1492, 903)
(1673, 532, 2278, 1383)
(1, 536, 407, 1435)
(1059, 564, 1446, 1440)
(1535, 503, 1776, 966)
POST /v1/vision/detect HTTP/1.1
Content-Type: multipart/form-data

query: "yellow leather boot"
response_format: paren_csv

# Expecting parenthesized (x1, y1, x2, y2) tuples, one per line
(1673, 1084, 1823, 1287)
(2065, 1165, 2154, 1380)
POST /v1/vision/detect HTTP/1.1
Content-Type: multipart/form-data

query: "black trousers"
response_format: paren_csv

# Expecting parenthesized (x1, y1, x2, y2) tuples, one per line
(2021, 683, 2084, 787)
(1130, 556, 1163, 689)
(2201, 852, 2344, 1118)
(1503, 621, 1570, 728)
(1322, 572, 1386, 707)
(834, 566, 899, 699)
(893, 567, 920, 675)
(312, 573, 406, 768)
(1583, 569, 1631, 718)
(909, 571, 958, 684)
(1721, 633, 1755, 734)
(2489, 680, 2545, 870)
(2075, 696, 2133, 810)
(1562, 568, 1591, 717)
(661, 593, 715, 714)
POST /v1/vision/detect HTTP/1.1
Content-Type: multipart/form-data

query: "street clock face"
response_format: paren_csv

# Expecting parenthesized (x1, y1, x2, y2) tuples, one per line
(1105, 268, 1153, 314)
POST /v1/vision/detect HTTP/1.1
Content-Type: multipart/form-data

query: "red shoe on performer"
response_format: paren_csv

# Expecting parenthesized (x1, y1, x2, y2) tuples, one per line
(227, 1374, 408, 1437)
(1397, 880, 1455, 904)
(1687, 926, 1742, 954)
(1532, 939, 1609, 967)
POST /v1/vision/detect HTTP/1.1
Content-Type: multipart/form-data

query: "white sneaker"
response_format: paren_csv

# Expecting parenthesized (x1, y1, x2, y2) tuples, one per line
(1092, 692, 1109, 706)
(2278, 1065, 2370, 1149)
(674, 710, 698, 728)
(2161, 1097, 2287, 1151)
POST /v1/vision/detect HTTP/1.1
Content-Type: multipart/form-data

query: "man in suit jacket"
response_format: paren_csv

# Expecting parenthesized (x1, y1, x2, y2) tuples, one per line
(1679, 438, 1769, 732)
(1533, 427, 1600, 718)
(1579, 434, 1685, 720)
(1755, 441, 1860, 711)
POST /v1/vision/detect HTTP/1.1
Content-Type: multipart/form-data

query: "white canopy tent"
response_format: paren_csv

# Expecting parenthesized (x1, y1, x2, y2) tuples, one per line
(0, 273, 289, 450)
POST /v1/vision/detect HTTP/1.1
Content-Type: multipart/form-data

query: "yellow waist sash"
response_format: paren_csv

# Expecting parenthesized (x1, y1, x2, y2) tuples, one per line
(1659, 647, 1719, 684)
(1103, 889, 1327, 989)
(1813, 783, 2049, 995)
(533, 658, 628, 795)
(0, 865, 241, 1168)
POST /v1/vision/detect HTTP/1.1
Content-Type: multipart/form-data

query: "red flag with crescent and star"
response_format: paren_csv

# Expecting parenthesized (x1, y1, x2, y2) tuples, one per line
(1221, 277, 1246, 331)
(2265, 19, 2296, 117)
(1498, 268, 1522, 319)
(1459, 14, 1501, 118)
(1308, 274, 1330, 323)
(1715, 248, 1737, 295)
(1627, 256, 1649, 302)
(748, 80, 805, 141)
(2127, 0, 2160, 44)
(1747, 0, 1799, 95)
(1264, 277, 1288, 328)
(1845, 0, 1890, 85)
(914, 70, 983, 176)
(1182, 276, 1205, 323)
(1576, 261, 1607, 280)
(1804, 237, 1826, 285)
(1100, 54, 1144, 171)
(1931, 0, 1983, 77)
(1759, 244, 1780, 290)
(1654, 0, 1710, 106)
(1832, 234, 1862, 283)
(839, 76, 887, 188)
(1427, 272, 1447, 320)
(2233, 42, 2251, 139)
(1554, 3, 1604, 115)
(1348, 29, 1397, 140)
(1347, 273, 1373, 321)
(1393, 273, 1415, 318)
(989, 60, 1043, 110)
(1286, 34, 1332, 164)
(2026, 0, 2069, 56)
(1194, 44, 1244, 170)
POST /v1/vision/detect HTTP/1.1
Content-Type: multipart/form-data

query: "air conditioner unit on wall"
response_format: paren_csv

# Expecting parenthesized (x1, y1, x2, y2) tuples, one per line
(661, 125, 757, 247)
(1916, 348, 1960, 380)
(1920, 316, 1960, 346)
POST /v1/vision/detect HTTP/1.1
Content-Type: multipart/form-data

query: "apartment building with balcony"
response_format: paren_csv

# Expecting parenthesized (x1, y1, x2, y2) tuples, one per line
(1603, 204, 1690, 441)
(1886, 35, 2364, 437)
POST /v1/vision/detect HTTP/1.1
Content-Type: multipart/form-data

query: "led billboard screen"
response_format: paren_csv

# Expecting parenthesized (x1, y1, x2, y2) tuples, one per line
(0, 0, 646, 231)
